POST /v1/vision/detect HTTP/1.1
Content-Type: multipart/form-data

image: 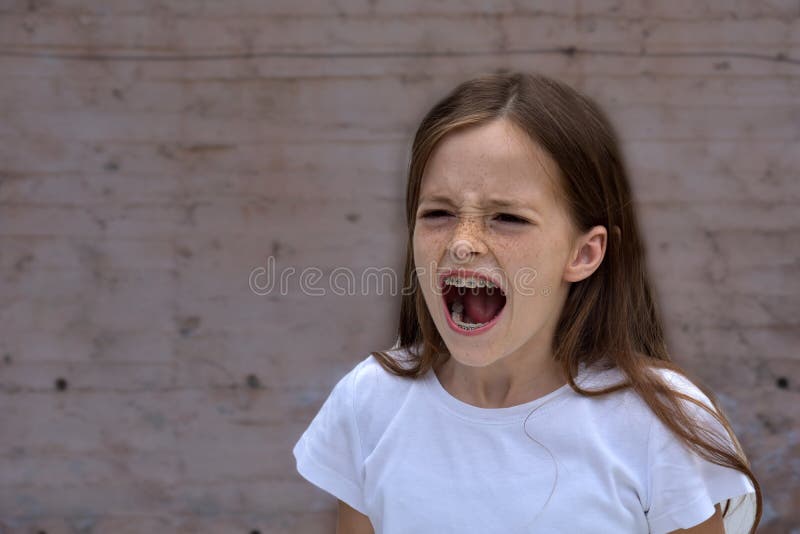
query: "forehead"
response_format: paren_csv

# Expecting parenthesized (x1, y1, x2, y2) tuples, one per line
(419, 118, 562, 204)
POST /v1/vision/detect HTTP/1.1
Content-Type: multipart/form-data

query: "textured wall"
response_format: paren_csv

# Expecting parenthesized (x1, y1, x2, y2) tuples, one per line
(0, 1, 798, 532)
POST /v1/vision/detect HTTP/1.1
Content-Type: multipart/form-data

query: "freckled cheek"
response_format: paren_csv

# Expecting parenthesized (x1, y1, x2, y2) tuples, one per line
(490, 239, 517, 256)
(413, 229, 449, 262)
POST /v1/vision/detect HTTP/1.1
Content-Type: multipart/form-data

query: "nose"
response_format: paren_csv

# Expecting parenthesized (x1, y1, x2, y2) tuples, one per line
(447, 216, 488, 264)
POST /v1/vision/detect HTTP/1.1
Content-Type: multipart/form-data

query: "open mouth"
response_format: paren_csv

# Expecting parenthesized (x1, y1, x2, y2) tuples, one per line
(440, 271, 507, 335)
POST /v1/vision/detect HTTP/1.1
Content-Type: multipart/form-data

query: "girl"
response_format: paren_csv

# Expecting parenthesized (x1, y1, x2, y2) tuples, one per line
(293, 71, 760, 534)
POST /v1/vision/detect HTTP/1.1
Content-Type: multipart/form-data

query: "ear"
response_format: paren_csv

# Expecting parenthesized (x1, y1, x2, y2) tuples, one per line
(563, 225, 608, 283)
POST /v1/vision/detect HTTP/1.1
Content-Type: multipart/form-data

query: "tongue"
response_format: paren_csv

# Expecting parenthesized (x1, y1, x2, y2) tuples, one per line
(463, 289, 505, 324)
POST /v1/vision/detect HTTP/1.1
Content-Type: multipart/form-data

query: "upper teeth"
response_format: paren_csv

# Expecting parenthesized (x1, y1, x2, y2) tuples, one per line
(443, 276, 498, 289)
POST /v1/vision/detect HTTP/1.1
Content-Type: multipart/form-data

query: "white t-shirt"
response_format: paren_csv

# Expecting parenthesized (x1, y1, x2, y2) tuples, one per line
(293, 351, 755, 533)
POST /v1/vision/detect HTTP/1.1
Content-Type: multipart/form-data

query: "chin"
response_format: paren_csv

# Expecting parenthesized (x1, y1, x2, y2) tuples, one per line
(440, 335, 507, 366)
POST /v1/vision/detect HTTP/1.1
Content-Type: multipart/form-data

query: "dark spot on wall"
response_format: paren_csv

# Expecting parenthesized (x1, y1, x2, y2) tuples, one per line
(775, 52, 787, 62)
(246, 374, 261, 389)
(3, 352, 11, 364)
(22, 18, 35, 34)
(713, 61, 730, 71)
(776, 376, 789, 389)
(762, 166, 777, 185)
(91, 213, 107, 231)
(182, 202, 200, 225)
(55, 377, 68, 391)
(176, 315, 201, 337)
(267, 239, 295, 260)
(345, 212, 361, 223)
(561, 45, 577, 57)
(756, 412, 774, 433)
(111, 88, 124, 100)
(157, 145, 175, 159)
(76, 243, 117, 289)
(14, 254, 34, 273)
(271, 240, 283, 258)
(104, 159, 120, 172)
(250, 530, 261, 534)
(176, 244, 193, 259)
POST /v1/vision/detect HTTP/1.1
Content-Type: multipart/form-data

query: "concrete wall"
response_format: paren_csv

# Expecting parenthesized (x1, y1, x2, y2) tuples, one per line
(0, 1, 798, 532)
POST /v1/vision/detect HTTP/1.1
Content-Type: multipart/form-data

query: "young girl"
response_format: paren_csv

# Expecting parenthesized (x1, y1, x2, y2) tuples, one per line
(293, 71, 760, 534)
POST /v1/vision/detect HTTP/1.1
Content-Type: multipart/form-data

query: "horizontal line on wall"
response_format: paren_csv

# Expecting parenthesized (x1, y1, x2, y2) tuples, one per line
(0, 46, 797, 65)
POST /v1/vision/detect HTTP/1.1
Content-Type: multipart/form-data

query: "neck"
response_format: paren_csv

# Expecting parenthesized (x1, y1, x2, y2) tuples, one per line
(434, 349, 566, 409)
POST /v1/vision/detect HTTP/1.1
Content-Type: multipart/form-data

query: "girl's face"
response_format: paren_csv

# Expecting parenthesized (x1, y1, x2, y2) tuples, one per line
(413, 118, 603, 368)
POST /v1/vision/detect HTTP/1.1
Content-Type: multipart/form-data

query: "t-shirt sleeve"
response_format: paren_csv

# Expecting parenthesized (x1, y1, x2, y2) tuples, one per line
(292, 364, 368, 514)
(644, 371, 756, 534)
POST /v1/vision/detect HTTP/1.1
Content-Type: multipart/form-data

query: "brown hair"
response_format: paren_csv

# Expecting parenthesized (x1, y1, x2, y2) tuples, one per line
(371, 70, 761, 531)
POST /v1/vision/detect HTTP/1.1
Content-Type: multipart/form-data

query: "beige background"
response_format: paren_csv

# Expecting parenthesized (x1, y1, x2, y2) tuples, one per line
(0, 1, 798, 532)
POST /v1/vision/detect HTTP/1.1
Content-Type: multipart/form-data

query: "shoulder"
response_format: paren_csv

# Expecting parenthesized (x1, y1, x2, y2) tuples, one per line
(348, 349, 418, 401)
(583, 363, 717, 409)
(650, 366, 714, 402)
(346, 349, 419, 452)
(330, 347, 421, 412)
(647, 366, 723, 428)
(573, 363, 721, 437)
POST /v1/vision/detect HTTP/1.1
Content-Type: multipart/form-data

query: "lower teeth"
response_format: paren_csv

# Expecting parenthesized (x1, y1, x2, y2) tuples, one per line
(450, 301, 488, 330)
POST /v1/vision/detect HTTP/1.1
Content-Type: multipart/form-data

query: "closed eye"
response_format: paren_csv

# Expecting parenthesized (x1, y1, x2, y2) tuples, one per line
(493, 213, 529, 224)
(419, 210, 529, 224)
(420, 210, 453, 219)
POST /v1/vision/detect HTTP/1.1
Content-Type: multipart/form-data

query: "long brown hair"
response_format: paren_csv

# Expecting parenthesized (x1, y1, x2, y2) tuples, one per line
(371, 70, 761, 532)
